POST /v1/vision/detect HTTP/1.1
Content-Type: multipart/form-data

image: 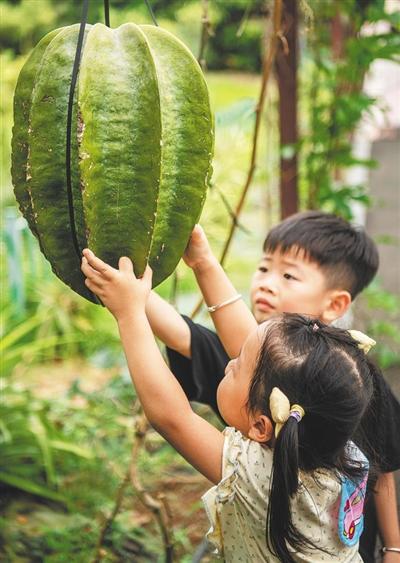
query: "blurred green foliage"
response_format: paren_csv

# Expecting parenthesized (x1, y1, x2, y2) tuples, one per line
(1, 0, 399, 559)
(0, 382, 92, 505)
(0, 0, 266, 70)
(299, 0, 400, 216)
(0, 374, 208, 560)
(362, 281, 400, 369)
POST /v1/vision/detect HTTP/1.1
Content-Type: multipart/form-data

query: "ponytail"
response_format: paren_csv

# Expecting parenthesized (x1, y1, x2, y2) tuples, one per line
(267, 418, 320, 562)
(247, 314, 373, 561)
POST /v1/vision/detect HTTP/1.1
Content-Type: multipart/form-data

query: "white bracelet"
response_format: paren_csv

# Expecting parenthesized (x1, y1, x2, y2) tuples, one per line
(381, 547, 400, 554)
(207, 294, 242, 313)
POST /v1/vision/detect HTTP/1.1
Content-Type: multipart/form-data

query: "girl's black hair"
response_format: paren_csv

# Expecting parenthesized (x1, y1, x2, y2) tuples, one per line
(247, 314, 373, 562)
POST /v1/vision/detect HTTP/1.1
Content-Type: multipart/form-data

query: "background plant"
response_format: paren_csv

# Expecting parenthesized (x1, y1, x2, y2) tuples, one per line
(1, 0, 398, 560)
(299, 0, 400, 217)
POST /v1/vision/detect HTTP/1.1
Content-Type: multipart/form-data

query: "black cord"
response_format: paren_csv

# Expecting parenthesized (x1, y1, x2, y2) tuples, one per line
(144, 0, 158, 26)
(104, 0, 110, 27)
(65, 0, 89, 261)
(66, 0, 101, 304)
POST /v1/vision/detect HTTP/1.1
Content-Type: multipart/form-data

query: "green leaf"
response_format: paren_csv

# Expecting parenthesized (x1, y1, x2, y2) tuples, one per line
(49, 439, 92, 459)
(2, 334, 81, 365)
(29, 412, 56, 486)
(0, 313, 43, 353)
(0, 470, 66, 504)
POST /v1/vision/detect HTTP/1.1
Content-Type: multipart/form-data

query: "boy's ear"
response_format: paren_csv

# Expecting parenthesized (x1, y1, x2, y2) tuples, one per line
(322, 290, 352, 324)
(248, 414, 273, 443)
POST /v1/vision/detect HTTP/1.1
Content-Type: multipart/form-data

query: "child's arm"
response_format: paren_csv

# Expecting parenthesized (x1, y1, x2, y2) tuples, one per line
(374, 472, 400, 560)
(81, 250, 224, 484)
(145, 291, 191, 358)
(184, 225, 257, 359)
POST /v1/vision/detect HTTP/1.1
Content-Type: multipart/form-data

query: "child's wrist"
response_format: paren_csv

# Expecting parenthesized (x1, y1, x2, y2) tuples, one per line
(116, 306, 146, 326)
(191, 254, 219, 275)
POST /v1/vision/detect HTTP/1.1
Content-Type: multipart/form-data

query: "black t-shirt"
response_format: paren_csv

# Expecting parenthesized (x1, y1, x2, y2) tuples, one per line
(166, 316, 228, 418)
(166, 315, 400, 560)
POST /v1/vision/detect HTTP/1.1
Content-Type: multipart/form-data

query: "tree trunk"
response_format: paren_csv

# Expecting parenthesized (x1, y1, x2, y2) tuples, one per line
(275, 0, 298, 218)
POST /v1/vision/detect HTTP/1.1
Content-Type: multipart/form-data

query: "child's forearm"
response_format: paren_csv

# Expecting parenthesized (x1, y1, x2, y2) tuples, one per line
(374, 472, 400, 548)
(145, 291, 191, 358)
(117, 308, 225, 484)
(192, 257, 257, 359)
(117, 310, 193, 428)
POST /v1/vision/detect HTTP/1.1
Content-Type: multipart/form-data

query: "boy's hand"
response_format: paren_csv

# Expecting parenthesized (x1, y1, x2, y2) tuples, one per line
(81, 249, 152, 320)
(183, 224, 217, 272)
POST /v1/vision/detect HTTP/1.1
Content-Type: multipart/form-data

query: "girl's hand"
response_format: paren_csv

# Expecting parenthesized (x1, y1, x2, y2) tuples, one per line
(81, 249, 152, 320)
(183, 224, 217, 273)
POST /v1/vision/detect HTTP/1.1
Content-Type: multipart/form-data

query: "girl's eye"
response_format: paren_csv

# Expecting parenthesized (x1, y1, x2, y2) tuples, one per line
(258, 266, 268, 273)
(283, 273, 296, 280)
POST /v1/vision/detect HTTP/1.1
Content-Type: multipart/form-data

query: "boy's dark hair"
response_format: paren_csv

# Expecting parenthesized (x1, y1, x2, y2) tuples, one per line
(247, 314, 373, 562)
(263, 211, 379, 299)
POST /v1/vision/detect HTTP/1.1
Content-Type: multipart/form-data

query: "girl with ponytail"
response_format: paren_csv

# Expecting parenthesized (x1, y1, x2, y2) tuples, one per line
(245, 316, 374, 561)
(82, 249, 375, 562)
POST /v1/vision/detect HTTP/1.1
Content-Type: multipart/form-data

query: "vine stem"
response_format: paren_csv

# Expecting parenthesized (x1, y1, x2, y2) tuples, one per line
(129, 414, 175, 563)
(91, 470, 131, 563)
(191, 0, 283, 319)
(198, 0, 213, 70)
(91, 413, 174, 562)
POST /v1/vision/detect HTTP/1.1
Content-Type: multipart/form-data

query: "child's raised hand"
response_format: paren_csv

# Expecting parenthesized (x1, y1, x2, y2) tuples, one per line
(183, 224, 216, 272)
(81, 249, 152, 320)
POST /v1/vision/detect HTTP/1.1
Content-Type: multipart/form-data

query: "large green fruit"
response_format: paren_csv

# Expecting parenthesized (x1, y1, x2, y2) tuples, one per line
(11, 23, 213, 302)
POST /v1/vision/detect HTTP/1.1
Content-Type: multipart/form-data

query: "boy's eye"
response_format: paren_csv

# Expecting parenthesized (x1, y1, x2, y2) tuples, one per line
(283, 273, 297, 280)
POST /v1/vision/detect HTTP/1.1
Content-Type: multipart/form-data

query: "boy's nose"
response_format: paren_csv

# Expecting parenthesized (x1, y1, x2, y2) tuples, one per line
(259, 273, 278, 295)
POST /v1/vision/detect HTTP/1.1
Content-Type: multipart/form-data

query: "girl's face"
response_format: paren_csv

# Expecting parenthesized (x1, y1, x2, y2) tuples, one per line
(217, 323, 268, 435)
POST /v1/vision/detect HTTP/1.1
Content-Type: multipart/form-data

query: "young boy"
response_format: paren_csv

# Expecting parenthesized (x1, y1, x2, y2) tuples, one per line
(143, 211, 400, 562)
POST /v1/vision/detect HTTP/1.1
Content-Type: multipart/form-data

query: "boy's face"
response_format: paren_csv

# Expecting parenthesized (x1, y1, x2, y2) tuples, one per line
(250, 247, 341, 324)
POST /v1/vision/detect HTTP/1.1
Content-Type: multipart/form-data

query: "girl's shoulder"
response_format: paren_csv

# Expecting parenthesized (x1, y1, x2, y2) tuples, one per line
(222, 427, 274, 487)
(222, 427, 274, 462)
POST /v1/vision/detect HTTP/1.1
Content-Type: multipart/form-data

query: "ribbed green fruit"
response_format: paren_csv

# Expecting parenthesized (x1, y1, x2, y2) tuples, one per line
(11, 23, 213, 302)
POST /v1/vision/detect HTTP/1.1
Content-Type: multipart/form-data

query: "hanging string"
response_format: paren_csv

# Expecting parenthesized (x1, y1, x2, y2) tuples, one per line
(104, 0, 110, 27)
(65, 0, 102, 304)
(65, 0, 89, 262)
(65, 0, 155, 303)
(144, 0, 158, 26)
(66, 0, 153, 262)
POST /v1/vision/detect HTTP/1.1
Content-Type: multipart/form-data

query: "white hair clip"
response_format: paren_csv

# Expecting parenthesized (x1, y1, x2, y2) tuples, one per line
(348, 330, 376, 354)
(269, 387, 305, 438)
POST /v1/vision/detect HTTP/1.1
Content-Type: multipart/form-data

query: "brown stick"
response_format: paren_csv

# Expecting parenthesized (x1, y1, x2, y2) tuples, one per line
(170, 1, 212, 306)
(129, 414, 175, 563)
(92, 413, 174, 562)
(191, 0, 283, 318)
(276, 0, 299, 219)
(92, 469, 131, 563)
(198, 0, 213, 70)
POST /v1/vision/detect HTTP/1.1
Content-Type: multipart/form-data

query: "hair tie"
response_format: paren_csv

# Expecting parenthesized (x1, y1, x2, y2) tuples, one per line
(269, 388, 305, 438)
(289, 405, 305, 423)
(312, 322, 319, 332)
(348, 329, 376, 354)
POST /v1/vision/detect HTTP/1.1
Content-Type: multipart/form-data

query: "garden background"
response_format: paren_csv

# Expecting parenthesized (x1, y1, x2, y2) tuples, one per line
(1, 0, 399, 561)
